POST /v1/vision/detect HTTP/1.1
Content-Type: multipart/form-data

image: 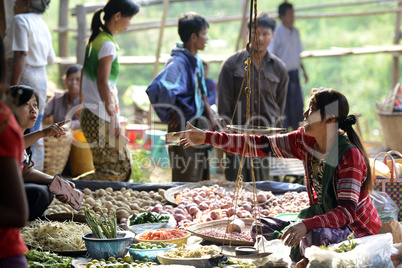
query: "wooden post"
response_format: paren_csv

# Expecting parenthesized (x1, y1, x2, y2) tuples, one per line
(58, 0, 69, 57)
(147, 0, 170, 126)
(58, 0, 69, 83)
(236, 0, 249, 51)
(392, 1, 401, 88)
(152, 0, 169, 77)
(76, 4, 87, 65)
(0, 0, 5, 37)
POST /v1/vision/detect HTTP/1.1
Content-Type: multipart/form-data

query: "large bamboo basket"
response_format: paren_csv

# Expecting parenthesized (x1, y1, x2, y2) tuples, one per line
(377, 111, 402, 152)
(42, 133, 72, 176)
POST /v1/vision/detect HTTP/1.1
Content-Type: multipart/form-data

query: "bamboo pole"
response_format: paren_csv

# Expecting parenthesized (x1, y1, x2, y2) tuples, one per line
(392, 2, 402, 87)
(70, 0, 207, 15)
(295, 7, 402, 19)
(148, 0, 170, 126)
(301, 44, 402, 58)
(58, 0, 69, 58)
(119, 8, 402, 32)
(127, 14, 245, 32)
(0, 0, 5, 37)
(58, 0, 69, 84)
(236, 0, 249, 51)
(76, 5, 87, 65)
(70, 0, 402, 16)
(55, 44, 402, 65)
(152, 0, 169, 78)
(58, 7, 402, 34)
(295, 0, 402, 11)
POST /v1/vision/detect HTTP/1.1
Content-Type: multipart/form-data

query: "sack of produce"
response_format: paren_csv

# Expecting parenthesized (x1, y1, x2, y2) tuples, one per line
(304, 233, 397, 267)
(370, 190, 399, 223)
(252, 236, 291, 267)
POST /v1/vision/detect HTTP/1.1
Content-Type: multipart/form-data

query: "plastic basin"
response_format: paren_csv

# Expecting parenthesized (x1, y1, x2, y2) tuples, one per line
(127, 243, 176, 263)
(82, 232, 134, 259)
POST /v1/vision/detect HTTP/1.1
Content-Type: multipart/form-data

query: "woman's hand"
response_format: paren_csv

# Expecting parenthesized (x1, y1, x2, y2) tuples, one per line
(281, 222, 307, 247)
(173, 121, 206, 148)
(42, 120, 71, 138)
(109, 114, 121, 138)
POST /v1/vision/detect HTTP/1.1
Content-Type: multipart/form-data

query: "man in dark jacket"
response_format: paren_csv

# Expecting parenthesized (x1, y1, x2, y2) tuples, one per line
(217, 13, 289, 182)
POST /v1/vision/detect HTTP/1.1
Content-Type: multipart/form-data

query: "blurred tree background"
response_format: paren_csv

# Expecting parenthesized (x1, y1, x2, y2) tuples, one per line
(43, 0, 399, 141)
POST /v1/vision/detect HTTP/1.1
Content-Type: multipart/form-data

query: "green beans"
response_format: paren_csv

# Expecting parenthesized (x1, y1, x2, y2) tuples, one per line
(25, 249, 72, 268)
(84, 207, 117, 239)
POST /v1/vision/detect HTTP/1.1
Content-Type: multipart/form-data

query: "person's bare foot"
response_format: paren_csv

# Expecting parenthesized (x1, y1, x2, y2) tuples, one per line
(295, 258, 309, 268)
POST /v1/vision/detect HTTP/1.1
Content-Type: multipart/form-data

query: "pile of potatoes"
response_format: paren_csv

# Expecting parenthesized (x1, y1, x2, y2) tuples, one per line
(44, 187, 168, 222)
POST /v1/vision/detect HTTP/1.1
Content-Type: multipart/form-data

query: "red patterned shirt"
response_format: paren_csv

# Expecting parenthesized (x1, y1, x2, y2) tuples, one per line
(205, 127, 381, 237)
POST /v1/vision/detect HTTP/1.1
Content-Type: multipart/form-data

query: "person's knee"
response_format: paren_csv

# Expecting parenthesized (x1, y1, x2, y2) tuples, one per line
(26, 184, 53, 220)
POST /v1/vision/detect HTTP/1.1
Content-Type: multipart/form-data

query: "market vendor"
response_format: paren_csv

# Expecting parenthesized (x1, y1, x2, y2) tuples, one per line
(43, 65, 82, 130)
(173, 87, 381, 267)
(10, 85, 75, 221)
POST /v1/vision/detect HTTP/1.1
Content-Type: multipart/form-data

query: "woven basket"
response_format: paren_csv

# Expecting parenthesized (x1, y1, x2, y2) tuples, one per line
(42, 134, 72, 176)
(377, 111, 402, 152)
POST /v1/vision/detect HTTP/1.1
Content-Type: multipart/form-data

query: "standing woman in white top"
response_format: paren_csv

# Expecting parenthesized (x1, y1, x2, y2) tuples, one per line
(4, 0, 56, 171)
(79, 0, 140, 181)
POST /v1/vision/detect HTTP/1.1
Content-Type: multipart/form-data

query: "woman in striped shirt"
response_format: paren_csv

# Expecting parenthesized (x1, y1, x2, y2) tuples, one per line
(174, 87, 381, 266)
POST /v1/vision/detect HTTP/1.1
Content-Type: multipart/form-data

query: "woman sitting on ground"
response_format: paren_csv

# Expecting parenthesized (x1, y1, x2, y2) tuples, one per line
(43, 65, 82, 130)
(174, 87, 381, 267)
(10, 84, 73, 221)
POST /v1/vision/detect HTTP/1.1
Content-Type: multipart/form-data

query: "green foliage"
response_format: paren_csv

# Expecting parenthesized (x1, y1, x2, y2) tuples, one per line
(333, 232, 358, 253)
(319, 232, 358, 253)
(43, 0, 401, 141)
(130, 149, 152, 182)
(25, 248, 72, 268)
(129, 212, 169, 225)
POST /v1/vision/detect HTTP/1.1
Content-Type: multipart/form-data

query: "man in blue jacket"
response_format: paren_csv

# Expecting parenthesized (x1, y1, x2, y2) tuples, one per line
(146, 12, 216, 182)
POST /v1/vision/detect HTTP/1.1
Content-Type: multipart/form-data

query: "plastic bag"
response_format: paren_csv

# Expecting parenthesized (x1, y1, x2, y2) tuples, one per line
(251, 235, 291, 267)
(370, 190, 400, 223)
(305, 233, 397, 267)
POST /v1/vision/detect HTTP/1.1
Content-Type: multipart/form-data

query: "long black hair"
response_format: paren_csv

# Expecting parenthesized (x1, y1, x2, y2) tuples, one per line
(88, 0, 140, 43)
(309, 87, 373, 192)
(10, 85, 39, 168)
